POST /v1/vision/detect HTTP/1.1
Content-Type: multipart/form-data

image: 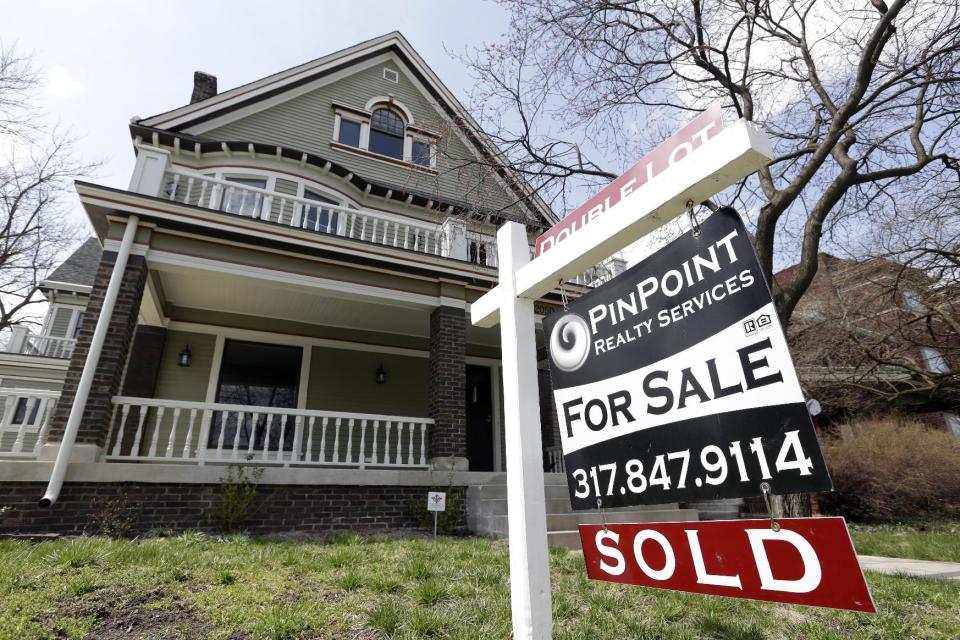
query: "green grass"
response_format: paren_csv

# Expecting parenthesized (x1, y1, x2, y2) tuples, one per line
(848, 521, 960, 563)
(0, 533, 957, 639)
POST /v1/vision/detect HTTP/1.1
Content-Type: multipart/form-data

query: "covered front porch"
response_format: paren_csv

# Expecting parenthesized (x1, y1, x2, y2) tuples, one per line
(2, 222, 567, 480)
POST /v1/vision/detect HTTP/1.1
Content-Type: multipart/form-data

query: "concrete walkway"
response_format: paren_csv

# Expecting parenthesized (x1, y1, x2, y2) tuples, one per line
(859, 555, 960, 581)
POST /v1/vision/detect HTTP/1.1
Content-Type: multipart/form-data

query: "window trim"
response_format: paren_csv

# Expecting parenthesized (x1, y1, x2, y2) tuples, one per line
(331, 98, 438, 173)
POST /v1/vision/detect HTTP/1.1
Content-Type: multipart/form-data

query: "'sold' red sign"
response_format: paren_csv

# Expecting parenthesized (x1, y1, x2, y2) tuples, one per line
(580, 517, 875, 613)
(535, 105, 724, 256)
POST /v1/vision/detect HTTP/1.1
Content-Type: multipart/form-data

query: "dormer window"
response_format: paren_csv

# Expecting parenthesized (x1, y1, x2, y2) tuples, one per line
(369, 107, 405, 159)
(331, 100, 438, 171)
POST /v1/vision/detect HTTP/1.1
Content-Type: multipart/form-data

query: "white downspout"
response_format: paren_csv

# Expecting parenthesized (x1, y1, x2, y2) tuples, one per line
(39, 215, 140, 507)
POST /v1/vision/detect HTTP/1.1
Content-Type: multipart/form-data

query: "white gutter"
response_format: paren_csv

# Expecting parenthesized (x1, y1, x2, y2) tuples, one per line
(40, 215, 140, 507)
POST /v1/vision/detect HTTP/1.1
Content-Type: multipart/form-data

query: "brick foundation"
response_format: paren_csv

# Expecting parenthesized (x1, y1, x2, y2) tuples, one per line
(428, 306, 467, 461)
(48, 252, 148, 447)
(0, 482, 467, 535)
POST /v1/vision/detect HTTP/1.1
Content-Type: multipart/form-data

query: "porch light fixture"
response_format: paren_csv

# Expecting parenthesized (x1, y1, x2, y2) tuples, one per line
(375, 364, 387, 384)
(178, 345, 193, 367)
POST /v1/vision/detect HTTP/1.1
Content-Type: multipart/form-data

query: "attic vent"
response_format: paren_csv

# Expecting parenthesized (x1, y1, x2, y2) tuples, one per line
(383, 68, 399, 83)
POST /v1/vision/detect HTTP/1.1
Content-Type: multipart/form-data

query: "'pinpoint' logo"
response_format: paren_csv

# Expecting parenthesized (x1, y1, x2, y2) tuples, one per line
(549, 314, 590, 372)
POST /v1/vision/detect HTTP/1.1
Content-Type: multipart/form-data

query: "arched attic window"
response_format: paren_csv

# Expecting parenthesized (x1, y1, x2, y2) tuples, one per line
(368, 106, 405, 159)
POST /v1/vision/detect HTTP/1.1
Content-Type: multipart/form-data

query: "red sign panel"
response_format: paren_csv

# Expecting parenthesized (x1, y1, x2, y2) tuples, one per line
(580, 517, 875, 613)
(535, 105, 725, 256)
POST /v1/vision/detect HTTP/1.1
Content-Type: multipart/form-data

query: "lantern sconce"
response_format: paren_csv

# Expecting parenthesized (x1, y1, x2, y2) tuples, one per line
(375, 363, 387, 384)
(177, 345, 193, 367)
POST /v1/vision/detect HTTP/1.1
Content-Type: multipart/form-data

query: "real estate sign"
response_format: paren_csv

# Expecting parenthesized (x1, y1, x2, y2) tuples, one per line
(543, 208, 832, 510)
(579, 517, 876, 613)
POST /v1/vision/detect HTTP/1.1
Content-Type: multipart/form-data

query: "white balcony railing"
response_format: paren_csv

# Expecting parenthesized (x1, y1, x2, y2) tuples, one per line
(156, 165, 612, 288)
(5, 328, 76, 359)
(107, 396, 432, 468)
(162, 167, 458, 258)
(0, 389, 59, 458)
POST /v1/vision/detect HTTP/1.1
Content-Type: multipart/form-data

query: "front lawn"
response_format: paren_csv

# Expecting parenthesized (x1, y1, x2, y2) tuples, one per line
(1, 533, 958, 639)
(847, 521, 960, 563)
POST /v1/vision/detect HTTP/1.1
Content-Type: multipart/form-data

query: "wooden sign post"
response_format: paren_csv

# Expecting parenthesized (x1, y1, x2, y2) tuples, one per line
(472, 117, 774, 639)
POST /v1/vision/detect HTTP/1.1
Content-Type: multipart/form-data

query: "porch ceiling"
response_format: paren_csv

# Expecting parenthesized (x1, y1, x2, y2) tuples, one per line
(157, 269, 432, 337)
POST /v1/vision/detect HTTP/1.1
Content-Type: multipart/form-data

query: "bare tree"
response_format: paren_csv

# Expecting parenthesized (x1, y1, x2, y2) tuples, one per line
(452, 1, 960, 517)
(454, 0, 960, 322)
(0, 44, 89, 333)
(791, 187, 960, 411)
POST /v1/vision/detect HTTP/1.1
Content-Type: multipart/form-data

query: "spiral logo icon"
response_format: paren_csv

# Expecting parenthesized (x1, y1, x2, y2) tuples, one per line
(549, 313, 591, 372)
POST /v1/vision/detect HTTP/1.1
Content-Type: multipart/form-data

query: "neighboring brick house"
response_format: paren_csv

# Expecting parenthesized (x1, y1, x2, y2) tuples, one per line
(0, 33, 645, 535)
(777, 253, 960, 434)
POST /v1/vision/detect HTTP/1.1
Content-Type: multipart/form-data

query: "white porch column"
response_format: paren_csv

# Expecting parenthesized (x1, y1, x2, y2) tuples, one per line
(7, 326, 28, 354)
(497, 221, 553, 639)
(128, 145, 170, 196)
(440, 216, 468, 261)
(39, 215, 141, 507)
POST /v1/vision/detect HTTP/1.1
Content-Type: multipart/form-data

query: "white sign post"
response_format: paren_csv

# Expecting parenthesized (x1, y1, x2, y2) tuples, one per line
(471, 118, 773, 640)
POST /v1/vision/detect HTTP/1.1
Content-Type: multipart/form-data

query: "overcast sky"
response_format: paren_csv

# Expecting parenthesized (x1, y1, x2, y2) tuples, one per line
(7, 0, 511, 234)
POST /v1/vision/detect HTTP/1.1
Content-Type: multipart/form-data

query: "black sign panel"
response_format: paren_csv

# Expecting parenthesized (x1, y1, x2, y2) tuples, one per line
(543, 208, 832, 510)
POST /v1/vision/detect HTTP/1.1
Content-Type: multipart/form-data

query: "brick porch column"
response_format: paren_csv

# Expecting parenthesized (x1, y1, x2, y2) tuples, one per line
(45, 252, 148, 454)
(428, 305, 468, 470)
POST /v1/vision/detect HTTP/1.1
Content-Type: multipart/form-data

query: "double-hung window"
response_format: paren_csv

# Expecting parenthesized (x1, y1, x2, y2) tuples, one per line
(220, 177, 267, 216)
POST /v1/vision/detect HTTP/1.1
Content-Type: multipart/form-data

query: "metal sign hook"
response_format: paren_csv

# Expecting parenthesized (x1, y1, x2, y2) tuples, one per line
(686, 199, 702, 237)
(760, 482, 781, 532)
(596, 497, 608, 532)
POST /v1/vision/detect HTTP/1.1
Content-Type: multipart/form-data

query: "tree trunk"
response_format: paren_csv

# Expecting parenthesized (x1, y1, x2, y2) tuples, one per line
(771, 493, 812, 518)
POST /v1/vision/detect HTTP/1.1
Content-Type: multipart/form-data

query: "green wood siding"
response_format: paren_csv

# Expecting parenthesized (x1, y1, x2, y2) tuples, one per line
(303, 346, 428, 464)
(136, 330, 217, 458)
(305, 346, 427, 415)
(204, 60, 518, 213)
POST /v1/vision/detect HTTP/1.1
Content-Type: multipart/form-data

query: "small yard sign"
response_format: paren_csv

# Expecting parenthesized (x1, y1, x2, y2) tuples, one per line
(579, 517, 876, 613)
(427, 491, 447, 512)
(543, 208, 832, 510)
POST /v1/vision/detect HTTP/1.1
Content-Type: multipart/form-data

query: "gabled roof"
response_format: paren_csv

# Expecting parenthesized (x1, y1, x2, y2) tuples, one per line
(135, 31, 556, 227)
(42, 237, 102, 288)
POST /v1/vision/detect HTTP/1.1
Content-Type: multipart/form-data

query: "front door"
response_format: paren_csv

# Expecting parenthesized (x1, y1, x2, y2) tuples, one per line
(466, 364, 494, 471)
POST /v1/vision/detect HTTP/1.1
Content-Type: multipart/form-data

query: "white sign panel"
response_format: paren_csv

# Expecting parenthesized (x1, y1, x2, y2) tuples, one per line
(427, 491, 447, 512)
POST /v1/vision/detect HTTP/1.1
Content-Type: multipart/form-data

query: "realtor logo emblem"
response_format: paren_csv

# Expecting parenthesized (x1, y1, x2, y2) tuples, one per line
(549, 313, 591, 372)
(743, 313, 772, 336)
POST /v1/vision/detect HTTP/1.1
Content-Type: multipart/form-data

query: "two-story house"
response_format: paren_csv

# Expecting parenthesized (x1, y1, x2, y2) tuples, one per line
(0, 33, 692, 539)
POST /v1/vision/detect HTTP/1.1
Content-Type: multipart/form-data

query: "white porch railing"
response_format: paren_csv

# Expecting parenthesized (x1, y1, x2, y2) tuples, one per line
(162, 167, 455, 258)
(0, 389, 59, 458)
(544, 445, 565, 473)
(5, 327, 76, 359)
(107, 397, 431, 468)
(466, 231, 498, 268)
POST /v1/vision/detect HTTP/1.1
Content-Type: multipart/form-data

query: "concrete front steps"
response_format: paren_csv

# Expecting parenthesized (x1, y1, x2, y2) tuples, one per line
(467, 473, 699, 550)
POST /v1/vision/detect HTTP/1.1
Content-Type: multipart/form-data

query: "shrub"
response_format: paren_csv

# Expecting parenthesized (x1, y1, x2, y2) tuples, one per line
(818, 417, 960, 521)
(407, 487, 465, 535)
(90, 495, 139, 538)
(212, 462, 264, 533)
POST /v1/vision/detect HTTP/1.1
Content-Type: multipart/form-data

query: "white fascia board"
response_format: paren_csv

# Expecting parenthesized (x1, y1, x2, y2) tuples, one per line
(471, 119, 774, 327)
(39, 280, 93, 294)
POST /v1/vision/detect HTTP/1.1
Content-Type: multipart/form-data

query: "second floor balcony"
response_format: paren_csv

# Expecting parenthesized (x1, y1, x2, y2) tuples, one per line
(4, 327, 76, 360)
